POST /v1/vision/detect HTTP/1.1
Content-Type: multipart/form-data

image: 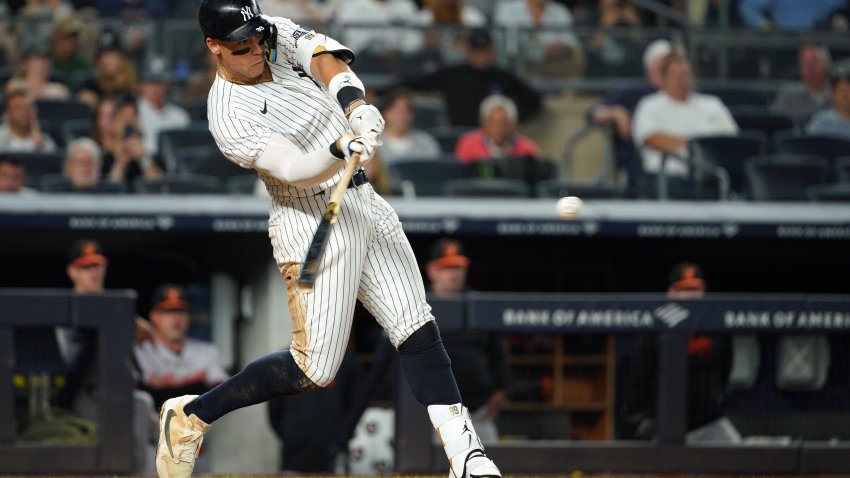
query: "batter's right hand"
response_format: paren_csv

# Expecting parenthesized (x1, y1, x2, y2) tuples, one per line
(337, 133, 378, 164)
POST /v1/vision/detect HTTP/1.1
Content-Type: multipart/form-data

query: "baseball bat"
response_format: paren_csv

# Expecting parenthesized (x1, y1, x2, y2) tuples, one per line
(296, 152, 362, 291)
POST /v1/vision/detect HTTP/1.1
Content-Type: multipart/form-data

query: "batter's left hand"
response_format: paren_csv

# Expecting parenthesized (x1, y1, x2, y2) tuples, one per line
(348, 103, 385, 143)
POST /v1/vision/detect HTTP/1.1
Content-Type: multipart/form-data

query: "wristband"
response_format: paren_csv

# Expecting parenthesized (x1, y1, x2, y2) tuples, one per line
(328, 72, 365, 115)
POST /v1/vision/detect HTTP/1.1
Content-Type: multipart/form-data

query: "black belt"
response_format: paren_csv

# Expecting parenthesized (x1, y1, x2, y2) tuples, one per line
(349, 168, 369, 188)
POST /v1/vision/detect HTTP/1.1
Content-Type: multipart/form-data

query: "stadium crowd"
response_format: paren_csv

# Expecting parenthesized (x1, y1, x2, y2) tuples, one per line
(0, 0, 849, 201)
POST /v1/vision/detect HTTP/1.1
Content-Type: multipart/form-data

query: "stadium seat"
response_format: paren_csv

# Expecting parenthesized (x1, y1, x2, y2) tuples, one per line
(689, 132, 767, 197)
(444, 178, 531, 197)
(428, 126, 476, 154)
(492, 156, 559, 190)
(701, 85, 772, 108)
(35, 99, 93, 126)
(535, 179, 627, 199)
(807, 183, 850, 202)
(388, 158, 478, 197)
(187, 149, 246, 180)
(158, 126, 216, 172)
(61, 118, 93, 144)
(773, 135, 850, 167)
(411, 96, 449, 130)
(1, 151, 64, 188)
(836, 157, 850, 182)
(744, 155, 829, 201)
(730, 107, 794, 142)
(134, 174, 224, 194)
(39, 174, 128, 193)
(226, 175, 260, 195)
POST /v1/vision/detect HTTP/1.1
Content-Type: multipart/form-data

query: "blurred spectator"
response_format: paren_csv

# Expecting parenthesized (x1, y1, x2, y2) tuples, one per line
(455, 94, 540, 163)
(183, 50, 218, 106)
(5, 44, 70, 100)
(18, 0, 74, 19)
(104, 96, 163, 186)
(420, 0, 486, 26)
(378, 89, 442, 163)
(580, 0, 644, 77)
(262, 0, 327, 23)
(0, 90, 57, 152)
(62, 238, 158, 473)
(632, 52, 738, 178)
(48, 137, 125, 193)
(335, 0, 430, 56)
(133, 283, 229, 408)
(772, 42, 833, 125)
(738, 0, 845, 29)
(0, 155, 37, 195)
(137, 58, 190, 156)
(806, 66, 850, 140)
(419, 0, 487, 63)
(50, 15, 91, 91)
(494, 0, 584, 77)
(619, 262, 739, 443)
(78, 29, 138, 107)
(400, 28, 542, 127)
(96, 0, 166, 18)
(588, 39, 672, 189)
(425, 238, 510, 444)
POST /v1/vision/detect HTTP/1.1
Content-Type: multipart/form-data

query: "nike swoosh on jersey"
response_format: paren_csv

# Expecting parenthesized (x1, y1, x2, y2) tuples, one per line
(164, 409, 177, 458)
(260, 100, 268, 114)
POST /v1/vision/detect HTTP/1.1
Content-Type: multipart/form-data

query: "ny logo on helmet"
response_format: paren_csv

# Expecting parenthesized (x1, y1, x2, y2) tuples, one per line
(241, 6, 254, 21)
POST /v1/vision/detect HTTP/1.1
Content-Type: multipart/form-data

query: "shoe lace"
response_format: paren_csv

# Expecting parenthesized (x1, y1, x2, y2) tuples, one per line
(175, 428, 205, 461)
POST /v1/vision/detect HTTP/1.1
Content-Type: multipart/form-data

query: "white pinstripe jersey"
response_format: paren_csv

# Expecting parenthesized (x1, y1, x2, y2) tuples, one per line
(207, 16, 351, 221)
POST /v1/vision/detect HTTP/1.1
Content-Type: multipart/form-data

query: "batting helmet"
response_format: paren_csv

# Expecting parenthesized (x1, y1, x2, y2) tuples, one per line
(198, 0, 271, 42)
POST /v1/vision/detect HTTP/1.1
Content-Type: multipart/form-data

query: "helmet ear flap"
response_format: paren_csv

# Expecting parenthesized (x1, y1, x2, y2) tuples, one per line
(263, 22, 278, 63)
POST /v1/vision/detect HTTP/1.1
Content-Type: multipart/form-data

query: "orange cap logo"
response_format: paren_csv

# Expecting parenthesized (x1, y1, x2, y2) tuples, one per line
(165, 287, 181, 301)
(82, 242, 96, 257)
(444, 243, 459, 257)
(683, 265, 697, 279)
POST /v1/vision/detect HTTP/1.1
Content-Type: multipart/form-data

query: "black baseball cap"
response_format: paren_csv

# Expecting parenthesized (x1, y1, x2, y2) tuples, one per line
(96, 28, 124, 55)
(428, 239, 470, 268)
(68, 239, 108, 267)
(151, 283, 191, 312)
(466, 29, 493, 49)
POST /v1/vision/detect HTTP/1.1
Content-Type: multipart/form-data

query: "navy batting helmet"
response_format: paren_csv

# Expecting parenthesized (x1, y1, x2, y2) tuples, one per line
(198, 0, 271, 42)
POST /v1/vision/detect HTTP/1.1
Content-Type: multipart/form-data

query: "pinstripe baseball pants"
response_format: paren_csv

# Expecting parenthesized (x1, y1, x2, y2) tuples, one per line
(270, 184, 433, 386)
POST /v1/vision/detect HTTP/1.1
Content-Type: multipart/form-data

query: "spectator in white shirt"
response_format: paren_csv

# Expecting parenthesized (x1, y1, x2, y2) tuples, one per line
(806, 67, 850, 140)
(379, 89, 442, 163)
(261, 0, 326, 24)
(335, 0, 431, 56)
(0, 89, 57, 153)
(632, 52, 738, 177)
(137, 59, 190, 157)
(494, 0, 583, 76)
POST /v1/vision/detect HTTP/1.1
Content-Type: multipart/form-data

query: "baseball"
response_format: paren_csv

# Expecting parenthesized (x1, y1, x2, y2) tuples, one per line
(556, 196, 583, 220)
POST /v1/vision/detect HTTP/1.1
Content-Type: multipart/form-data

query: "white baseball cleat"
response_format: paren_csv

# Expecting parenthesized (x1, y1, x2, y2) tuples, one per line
(428, 404, 502, 478)
(155, 395, 211, 478)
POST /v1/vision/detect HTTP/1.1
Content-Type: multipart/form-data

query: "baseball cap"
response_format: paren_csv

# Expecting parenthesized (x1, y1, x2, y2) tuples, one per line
(140, 56, 173, 83)
(830, 64, 850, 87)
(68, 239, 108, 267)
(466, 28, 493, 49)
(668, 262, 705, 292)
(151, 283, 191, 312)
(428, 239, 470, 268)
(96, 28, 124, 55)
(643, 39, 672, 70)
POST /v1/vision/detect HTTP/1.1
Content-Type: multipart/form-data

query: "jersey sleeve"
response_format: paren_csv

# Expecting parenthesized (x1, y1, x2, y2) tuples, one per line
(265, 15, 354, 74)
(208, 115, 272, 170)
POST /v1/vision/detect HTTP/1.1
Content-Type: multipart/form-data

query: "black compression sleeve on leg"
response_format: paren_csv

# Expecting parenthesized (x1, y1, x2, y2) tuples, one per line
(398, 321, 462, 406)
(183, 350, 319, 424)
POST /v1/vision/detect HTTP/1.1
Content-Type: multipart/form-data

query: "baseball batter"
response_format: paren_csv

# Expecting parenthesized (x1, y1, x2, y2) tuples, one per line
(155, 1, 501, 478)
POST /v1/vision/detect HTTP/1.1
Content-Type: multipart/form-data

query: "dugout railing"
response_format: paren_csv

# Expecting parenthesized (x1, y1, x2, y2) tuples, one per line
(0, 290, 137, 475)
(395, 293, 850, 475)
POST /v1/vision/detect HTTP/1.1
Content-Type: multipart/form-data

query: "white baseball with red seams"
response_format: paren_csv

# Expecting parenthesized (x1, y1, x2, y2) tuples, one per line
(556, 196, 583, 220)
